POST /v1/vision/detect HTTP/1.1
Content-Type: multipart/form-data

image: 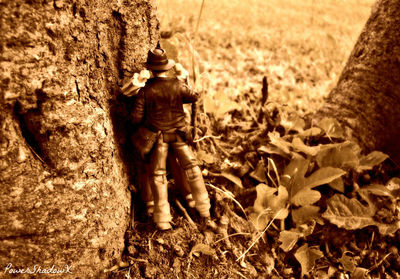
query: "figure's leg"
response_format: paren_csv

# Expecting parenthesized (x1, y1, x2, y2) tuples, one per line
(138, 163, 154, 216)
(168, 149, 195, 208)
(171, 141, 211, 218)
(149, 138, 171, 230)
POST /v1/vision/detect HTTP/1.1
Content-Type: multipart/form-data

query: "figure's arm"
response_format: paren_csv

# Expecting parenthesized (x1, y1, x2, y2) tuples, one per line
(131, 89, 145, 124)
(180, 82, 199, 103)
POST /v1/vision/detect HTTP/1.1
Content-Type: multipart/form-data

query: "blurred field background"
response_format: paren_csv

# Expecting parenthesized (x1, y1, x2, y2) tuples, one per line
(155, 0, 375, 114)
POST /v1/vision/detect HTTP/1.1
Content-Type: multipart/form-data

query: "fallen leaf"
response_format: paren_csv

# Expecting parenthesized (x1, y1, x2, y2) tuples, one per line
(189, 244, 215, 258)
(352, 267, 370, 279)
(339, 253, 356, 272)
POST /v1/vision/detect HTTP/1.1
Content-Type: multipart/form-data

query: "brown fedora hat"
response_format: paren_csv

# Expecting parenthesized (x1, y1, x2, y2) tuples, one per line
(145, 43, 175, 71)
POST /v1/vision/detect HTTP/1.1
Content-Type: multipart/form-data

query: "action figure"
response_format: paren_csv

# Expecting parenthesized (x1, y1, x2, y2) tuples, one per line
(129, 43, 213, 230)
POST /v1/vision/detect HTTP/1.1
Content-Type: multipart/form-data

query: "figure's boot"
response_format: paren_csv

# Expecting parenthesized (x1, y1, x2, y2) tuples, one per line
(185, 166, 211, 218)
(150, 173, 172, 230)
(168, 151, 195, 208)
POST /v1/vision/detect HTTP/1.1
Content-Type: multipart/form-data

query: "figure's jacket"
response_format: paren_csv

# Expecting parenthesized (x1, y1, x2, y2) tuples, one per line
(132, 76, 198, 132)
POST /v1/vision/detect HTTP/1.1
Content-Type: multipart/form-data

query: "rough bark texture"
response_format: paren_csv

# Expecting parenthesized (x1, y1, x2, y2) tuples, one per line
(316, 0, 400, 164)
(0, 0, 158, 277)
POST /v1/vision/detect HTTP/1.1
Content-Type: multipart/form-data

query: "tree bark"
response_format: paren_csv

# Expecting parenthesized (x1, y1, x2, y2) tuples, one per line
(315, 0, 400, 164)
(0, 0, 158, 277)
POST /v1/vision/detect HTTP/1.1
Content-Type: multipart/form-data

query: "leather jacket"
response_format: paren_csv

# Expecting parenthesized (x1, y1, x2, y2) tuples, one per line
(132, 77, 198, 132)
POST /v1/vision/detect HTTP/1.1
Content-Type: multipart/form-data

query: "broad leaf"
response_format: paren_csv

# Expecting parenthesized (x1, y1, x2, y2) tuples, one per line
(358, 151, 389, 171)
(279, 230, 301, 252)
(294, 244, 324, 276)
(281, 155, 309, 197)
(316, 141, 359, 169)
(253, 184, 289, 223)
(292, 205, 320, 225)
(304, 167, 346, 189)
(322, 194, 376, 230)
(291, 189, 321, 207)
(258, 145, 291, 159)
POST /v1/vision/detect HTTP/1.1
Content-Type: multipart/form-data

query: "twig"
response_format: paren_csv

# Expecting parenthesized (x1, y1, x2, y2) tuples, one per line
(26, 144, 46, 165)
(175, 199, 197, 228)
(206, 182, 248, 219)
(236, 207, 286, 262)
(367, 253, 392, 273)
(193, 134, 221, 143)
(268, 158, 281, 186)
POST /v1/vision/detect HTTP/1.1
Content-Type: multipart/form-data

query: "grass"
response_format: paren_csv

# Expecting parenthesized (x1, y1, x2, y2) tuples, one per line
(155, 0, 374, 114)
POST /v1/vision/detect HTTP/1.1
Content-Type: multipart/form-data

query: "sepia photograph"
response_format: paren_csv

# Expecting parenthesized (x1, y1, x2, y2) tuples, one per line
(1, 0, 399, 278)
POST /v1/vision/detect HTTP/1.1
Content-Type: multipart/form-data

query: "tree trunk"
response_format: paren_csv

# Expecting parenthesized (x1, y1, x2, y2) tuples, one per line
(315, 0, 400, 164)
(0, 0, 158, 277)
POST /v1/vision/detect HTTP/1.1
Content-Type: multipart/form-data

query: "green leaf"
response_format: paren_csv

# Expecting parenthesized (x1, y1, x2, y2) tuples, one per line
(268, 131, 292, 155)
(291, 137, 320, 156)
(291, 189, 321, 207)
(316, 141, 360, 169)
(294, 244, 324, 277)
(304, 167, 346, 189)
(322, 194, 376, 230)
(358, 151, 389, 171)
(292, 205, 320, 225)
(221, 171, 243, 188)
(281, 155, 309, 197)
(253, 184, 289, 226)
(329, 177, 345, 193)
(279, 230, 302, 252)
(318, 117, 344, 139)
(249, 161, 267, 183)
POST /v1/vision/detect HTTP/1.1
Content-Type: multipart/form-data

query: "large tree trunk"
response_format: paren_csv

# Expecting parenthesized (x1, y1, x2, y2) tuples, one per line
(316, 0, 400, 164)
(0, 0, 158, 277)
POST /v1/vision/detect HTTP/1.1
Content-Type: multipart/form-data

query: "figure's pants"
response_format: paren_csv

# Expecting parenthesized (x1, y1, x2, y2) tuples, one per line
(149, 137, 210, 223)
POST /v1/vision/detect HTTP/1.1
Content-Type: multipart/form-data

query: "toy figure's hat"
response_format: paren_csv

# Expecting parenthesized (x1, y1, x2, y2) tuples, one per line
(145, 42, 175, 71)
